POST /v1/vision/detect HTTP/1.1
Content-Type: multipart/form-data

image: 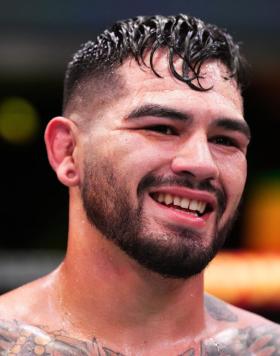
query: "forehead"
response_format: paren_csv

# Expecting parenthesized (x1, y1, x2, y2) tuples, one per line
(115, 54, 243, 118)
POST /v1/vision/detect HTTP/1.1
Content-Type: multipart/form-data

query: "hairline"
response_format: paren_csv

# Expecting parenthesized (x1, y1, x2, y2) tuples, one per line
(63, 54, 242, 127)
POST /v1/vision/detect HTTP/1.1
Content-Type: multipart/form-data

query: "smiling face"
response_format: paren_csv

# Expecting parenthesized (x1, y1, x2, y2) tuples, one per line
(78, 56, 250, 279)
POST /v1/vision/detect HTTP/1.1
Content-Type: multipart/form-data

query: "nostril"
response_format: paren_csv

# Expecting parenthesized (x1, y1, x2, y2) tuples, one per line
(171, 155, 219, 182)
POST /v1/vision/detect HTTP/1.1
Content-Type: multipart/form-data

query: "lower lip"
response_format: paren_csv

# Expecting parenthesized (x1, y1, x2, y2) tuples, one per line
(149, 195, 211, 229)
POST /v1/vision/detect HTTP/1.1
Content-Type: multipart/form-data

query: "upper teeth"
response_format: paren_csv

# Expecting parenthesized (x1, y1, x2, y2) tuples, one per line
(155, 193, 207, 214)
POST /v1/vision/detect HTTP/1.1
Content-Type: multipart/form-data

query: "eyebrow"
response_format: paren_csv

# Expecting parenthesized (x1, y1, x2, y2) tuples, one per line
(125, 103, 251, 141)
(214, 118, 251, 141)
(126, 104, 191, 122)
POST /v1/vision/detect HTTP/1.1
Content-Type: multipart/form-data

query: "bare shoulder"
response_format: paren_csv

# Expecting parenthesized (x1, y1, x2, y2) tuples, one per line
(202, 293, 280, 355)
(0, 319, 124, 355)
(0, 314, 279, 356)
(0, 290, 279, 355)
(0, 280, 93, 354)
(0, 273, 57, 322)
(204, 293, 279, 326)
(0, 319, 93, 355)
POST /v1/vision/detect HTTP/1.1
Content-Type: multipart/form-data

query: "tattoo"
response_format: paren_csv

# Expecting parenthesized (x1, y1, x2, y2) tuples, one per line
(92, 337, 125, 356)
(0, 319, 279, 355)
(178, 349, 195, 356)
(0, 320, 123, 355)
(201, 325, 280, 355)
(204, 295, 238, 322)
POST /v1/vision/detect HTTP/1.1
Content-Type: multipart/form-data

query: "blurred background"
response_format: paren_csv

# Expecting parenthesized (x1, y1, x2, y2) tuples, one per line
(0, 0, 279, 321)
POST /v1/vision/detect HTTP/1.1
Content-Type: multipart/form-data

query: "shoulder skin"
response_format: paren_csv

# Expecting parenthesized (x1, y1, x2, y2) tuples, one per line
(0, 294, 279, 355)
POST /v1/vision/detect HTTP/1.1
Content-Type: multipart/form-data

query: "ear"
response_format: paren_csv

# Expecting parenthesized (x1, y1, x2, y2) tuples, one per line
(44, 116, 80, 187)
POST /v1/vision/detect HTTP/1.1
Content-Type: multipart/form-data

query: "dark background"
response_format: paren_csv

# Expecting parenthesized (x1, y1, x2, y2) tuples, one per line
(0, 0, 279, 320)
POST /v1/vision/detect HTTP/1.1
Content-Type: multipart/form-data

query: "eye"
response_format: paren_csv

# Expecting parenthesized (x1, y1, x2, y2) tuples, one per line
(145, 125, 177, 135)
(211, 136, 238, 147)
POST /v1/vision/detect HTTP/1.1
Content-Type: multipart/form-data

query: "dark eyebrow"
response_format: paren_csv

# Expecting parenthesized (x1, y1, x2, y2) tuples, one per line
(126, 104, 191, 122)
(214, 118, 251, 141)
(125, 104, 251, 141)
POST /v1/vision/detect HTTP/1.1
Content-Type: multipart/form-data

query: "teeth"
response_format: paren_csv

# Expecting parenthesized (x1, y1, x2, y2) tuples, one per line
(181, 198, 190, 209)
(189, 200, 199, 211)
(173, 197, 181, 206)
(158, 193, 164, 203)
(154, 193, 208, 214)
(199, 202, 207, 214)
(164, 194, 173, 205)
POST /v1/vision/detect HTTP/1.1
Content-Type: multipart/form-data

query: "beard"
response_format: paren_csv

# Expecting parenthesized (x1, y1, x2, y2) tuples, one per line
(81, 157, 237, 279)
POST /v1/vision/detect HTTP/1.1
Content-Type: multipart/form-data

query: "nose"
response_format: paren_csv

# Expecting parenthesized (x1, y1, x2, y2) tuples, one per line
(171, 133, 219, 182)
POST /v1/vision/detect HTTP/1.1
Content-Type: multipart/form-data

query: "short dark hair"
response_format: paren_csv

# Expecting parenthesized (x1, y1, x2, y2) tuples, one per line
(63, 14, 248, 112)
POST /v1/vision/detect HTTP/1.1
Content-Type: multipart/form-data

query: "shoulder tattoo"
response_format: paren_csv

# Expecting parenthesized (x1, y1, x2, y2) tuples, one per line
(204, 294, 238, 322)
(0, 320, 123, 355)
(0, 319, 279, 355)
(201, 324, 280, 355)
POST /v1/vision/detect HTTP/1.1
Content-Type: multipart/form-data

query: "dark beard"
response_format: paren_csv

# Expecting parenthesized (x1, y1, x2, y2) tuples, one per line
(81, 159, 236, 279)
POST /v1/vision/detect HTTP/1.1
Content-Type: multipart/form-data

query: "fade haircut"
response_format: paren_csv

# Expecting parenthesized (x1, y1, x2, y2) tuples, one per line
(63, 14, 248, 114)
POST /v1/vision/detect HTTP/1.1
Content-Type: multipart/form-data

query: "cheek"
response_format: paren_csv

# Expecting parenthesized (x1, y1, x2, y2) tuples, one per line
(108, 135, 174, 178)
(220, 155, 247, 209)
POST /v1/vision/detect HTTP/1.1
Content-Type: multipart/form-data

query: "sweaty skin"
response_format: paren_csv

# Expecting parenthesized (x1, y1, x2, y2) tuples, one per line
(0, 296, 279, 355)
(0, 57, 279, 355)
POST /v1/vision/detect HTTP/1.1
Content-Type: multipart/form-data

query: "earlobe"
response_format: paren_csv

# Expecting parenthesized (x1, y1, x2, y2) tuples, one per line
(45, 116, 80, 187)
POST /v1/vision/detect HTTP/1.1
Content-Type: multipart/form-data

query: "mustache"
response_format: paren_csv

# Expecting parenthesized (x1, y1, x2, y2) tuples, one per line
(137, 173, 227, 216)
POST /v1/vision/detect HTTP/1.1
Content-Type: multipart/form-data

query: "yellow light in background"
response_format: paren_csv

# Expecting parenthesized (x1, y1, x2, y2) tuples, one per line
(0, 97, 39, 144)
(244, 178, 280, 251)
(205, 251, 280, 308)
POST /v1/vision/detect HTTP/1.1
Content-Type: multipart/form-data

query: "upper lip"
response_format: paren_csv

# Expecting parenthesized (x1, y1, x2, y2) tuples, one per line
(149, 186, 217, 210)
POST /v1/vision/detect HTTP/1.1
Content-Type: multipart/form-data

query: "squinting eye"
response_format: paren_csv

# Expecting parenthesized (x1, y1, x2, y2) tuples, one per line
(146, 125, 176, 135)
(212, 136, 238, 147)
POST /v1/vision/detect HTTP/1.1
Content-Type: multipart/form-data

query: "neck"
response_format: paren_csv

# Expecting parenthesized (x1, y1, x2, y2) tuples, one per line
(54, 191, 207, 351)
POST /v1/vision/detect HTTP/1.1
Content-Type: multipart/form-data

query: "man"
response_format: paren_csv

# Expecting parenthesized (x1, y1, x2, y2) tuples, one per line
(0, 14, 279, 355)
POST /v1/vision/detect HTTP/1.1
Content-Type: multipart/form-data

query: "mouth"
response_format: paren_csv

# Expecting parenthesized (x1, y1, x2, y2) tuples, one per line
(149, 191, 214, 218)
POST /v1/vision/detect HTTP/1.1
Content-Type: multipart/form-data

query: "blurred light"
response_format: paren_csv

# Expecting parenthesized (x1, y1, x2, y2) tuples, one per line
(205, 251, 280, 308)
(0, 97, 39, 144)
(244, 175, 280, 251)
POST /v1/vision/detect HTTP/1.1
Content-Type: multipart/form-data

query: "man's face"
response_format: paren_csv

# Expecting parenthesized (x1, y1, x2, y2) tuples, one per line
(79, 57, 250, 279)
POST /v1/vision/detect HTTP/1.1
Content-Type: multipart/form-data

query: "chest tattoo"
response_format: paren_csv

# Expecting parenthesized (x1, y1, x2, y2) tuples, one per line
(0, 320, 279, 355)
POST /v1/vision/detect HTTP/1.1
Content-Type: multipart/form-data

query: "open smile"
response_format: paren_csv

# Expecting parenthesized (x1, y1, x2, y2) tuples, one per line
(150, 192, 213, 216)
(148, 187, 216, 228)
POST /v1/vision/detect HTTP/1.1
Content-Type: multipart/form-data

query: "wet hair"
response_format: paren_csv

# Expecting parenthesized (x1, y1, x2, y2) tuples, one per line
(63, 14, 248, 113)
